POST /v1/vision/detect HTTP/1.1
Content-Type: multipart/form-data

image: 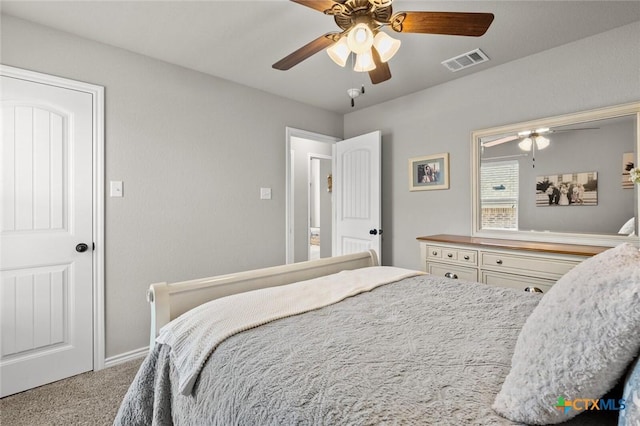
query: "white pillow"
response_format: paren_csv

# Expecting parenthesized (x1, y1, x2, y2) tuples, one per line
(618, 218, 635, 235)
(493, 243, 640, 425)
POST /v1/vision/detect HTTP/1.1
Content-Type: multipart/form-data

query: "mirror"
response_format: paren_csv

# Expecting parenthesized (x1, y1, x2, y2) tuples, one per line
(472, 102, 640, 246)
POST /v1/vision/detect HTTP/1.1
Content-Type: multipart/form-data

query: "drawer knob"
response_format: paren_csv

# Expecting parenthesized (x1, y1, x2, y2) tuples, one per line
(444, 272, 458, 279)
(432, 251, 438, 255)
(447, 253, 453, 258)
(525, 287, 544, 293)
(496, 259, 503, 265)
(463, 255, 470, 260)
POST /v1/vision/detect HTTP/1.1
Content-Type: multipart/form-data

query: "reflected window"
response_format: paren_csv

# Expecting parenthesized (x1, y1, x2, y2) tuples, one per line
(481, 160, 519, 230)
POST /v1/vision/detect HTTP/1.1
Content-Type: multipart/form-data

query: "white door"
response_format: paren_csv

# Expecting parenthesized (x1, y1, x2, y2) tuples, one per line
(1, 74, 94, 396)
(334, 131, 382, 262)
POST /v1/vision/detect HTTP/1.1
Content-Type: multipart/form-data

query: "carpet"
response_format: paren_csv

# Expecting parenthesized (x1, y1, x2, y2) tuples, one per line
(0, 357, 143, 426)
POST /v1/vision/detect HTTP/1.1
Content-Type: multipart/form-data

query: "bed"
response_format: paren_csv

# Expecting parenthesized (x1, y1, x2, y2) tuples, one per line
(115, 246, 640, 426)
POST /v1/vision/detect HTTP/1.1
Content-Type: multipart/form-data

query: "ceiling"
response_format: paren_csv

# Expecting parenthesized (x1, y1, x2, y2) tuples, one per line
(3, 0, 639, 114)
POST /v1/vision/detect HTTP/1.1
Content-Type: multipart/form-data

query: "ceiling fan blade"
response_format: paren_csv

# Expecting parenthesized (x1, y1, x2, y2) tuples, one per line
(483, 135, 519, 147)
(273, 33, 337, 70)
(369, 47, 392, 84)
(290, 0, 343, 13)
(391, 11, 494, 36)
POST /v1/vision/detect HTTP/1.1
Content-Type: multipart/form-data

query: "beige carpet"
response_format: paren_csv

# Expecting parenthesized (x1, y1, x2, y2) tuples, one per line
(0, 357, 143, 426)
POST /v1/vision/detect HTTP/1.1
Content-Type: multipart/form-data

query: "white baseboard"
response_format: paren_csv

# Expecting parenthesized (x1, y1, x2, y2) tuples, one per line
(103, 346, 149, 369)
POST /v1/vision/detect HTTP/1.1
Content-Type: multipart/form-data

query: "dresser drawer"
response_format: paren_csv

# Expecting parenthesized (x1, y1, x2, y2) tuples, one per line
(428, 262, 478, 282)
(455, 249, 477, 266)
(480, 251, 577, 279)
(481, 270, 553, 293)
(426, 246, 442, 259)
(427, 246, 477, 266)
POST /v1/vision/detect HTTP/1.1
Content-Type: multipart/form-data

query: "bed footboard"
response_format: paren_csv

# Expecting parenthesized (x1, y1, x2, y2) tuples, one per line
(147, 250, 379, 348)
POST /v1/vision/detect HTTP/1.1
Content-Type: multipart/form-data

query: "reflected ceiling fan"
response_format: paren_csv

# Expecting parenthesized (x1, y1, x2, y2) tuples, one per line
(272, 0, 495, 84)
(483, 127, 600, 151)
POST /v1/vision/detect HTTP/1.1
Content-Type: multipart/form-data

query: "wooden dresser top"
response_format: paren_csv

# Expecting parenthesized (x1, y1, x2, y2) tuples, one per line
(416, 234, 610, 257)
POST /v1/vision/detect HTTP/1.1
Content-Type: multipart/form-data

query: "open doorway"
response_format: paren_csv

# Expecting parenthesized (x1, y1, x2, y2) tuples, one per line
(286, 128, 339, 264)
(308, 156, 332, 260)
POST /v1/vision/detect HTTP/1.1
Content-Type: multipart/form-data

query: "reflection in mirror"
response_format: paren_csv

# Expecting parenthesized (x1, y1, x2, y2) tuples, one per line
(472, 103, 639, 246)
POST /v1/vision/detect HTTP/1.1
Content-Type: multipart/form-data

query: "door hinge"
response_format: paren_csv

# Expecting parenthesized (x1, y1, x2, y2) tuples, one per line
(92, 242, 95, 250)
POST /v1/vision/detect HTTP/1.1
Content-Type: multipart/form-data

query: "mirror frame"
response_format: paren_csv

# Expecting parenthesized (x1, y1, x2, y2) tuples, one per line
(471, 102, 640, 247)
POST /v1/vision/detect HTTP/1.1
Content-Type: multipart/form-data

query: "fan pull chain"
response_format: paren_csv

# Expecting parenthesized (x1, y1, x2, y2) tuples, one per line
(350, 53, 356, 108)
(532, 141, 536, 168)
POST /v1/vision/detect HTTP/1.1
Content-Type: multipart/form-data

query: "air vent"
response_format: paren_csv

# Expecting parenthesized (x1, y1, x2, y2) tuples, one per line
(441, 48, 489, 72)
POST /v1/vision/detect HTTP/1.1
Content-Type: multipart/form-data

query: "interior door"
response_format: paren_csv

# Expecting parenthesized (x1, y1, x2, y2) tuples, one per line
(1, 74, 94, 396)
(334, 131, 382, 262)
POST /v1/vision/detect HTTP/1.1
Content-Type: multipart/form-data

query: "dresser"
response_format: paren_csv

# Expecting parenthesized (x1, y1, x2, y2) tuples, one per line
(417, 234, 609, 293)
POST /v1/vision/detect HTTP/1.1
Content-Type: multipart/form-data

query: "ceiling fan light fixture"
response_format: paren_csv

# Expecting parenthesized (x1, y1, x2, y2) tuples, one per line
(535, 135, 550, 150)
(354, 51, 376, 72)
(347, 23, 374, 54)
(373, 31, 401, 63)
(327, 37, 350, 67)
(518, 137, 533, 151)
(519, 135, 551, 151)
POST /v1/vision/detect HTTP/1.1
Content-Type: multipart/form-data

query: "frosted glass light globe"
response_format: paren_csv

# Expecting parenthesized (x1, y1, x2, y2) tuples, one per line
(347, 23, 374, 54)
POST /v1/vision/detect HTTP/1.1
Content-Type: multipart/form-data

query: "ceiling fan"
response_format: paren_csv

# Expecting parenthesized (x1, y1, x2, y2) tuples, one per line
(272, 0, 495, 84)
(483, 127, 600, 151)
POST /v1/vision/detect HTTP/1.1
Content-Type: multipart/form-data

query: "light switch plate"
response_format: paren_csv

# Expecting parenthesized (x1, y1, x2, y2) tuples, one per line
(110, 181, 123, 197)
(260, 187, 272, 200)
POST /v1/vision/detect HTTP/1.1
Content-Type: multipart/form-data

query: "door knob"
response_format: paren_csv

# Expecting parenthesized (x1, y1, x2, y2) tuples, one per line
(76, 243, 89, 253)
(369, 229, 378, 235)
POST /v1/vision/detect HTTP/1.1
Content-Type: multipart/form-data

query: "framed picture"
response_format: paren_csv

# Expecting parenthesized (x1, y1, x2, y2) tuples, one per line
(535, 171, 598, 207)
(409, 153, 449, 191)
(622, 152, 635, 189)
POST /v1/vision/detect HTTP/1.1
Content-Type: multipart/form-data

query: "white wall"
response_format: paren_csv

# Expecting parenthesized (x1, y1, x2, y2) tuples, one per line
(344, 22, 640, 269)
(1, 15, 343, 358)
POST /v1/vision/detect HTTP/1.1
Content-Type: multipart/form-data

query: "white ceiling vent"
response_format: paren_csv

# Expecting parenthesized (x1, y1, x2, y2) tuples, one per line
(441, 48, 489, 72)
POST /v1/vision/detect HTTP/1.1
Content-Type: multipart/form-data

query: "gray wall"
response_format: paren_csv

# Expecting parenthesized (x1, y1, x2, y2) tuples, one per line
(1, 15, 343, 358)
(344, 22, 640, 270)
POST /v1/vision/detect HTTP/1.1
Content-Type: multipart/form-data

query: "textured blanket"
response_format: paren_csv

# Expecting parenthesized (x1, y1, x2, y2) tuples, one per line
(115, 274, 618, 426)
(156, 266, 423, 395)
